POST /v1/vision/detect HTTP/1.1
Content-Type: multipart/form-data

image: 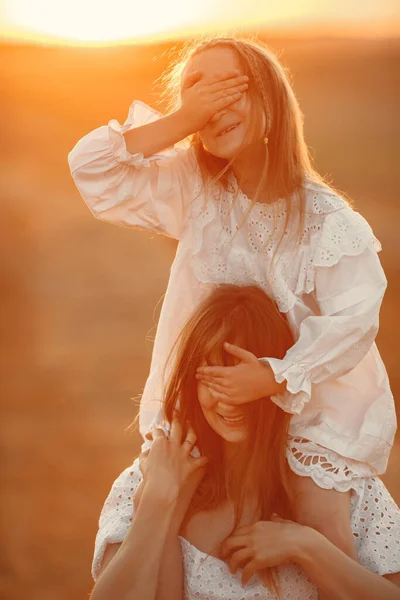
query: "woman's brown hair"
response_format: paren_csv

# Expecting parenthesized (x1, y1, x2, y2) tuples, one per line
(162, 284, 295, 593)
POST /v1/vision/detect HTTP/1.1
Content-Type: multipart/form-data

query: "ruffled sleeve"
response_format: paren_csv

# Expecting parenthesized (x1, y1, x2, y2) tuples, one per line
(68, 100, 197, 239)
(92, 460, 142, 581)
(260, 205, 387, 414)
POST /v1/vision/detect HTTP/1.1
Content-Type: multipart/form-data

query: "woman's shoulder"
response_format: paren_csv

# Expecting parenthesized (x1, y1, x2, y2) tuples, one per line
(100, 458, 142, 515)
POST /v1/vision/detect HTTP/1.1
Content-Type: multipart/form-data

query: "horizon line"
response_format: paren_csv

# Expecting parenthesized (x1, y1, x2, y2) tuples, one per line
(1, 19, 399, 48)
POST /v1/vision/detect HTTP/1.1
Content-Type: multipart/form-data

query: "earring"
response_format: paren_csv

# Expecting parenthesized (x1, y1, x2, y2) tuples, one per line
(263, 136, 269, 145)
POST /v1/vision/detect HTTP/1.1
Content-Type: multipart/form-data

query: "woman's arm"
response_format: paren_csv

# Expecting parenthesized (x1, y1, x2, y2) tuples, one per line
(90, 482, 178, 600)
(155, 529, 184, 600)
(296, 527, 400, 600)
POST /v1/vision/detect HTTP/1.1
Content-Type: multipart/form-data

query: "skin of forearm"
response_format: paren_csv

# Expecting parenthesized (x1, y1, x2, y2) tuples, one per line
(90, 484, 178, 600)
(295, 528, 400, 600)
(123, 108, 194, 158)
(155, 528, 184, 600)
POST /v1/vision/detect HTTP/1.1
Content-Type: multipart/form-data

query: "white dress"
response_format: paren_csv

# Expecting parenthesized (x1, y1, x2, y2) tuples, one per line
(91, 456, 400, 599)
(68, 100, 396, 490)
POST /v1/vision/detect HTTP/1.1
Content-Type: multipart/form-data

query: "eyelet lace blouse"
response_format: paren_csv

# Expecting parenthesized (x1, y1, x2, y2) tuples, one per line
(91, 457, 400, 599)
(68, 99, 396, 489)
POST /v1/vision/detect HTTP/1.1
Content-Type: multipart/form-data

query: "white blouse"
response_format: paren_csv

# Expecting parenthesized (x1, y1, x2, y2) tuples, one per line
(68, 100, 396, 480)
(91, 457, 400, 599)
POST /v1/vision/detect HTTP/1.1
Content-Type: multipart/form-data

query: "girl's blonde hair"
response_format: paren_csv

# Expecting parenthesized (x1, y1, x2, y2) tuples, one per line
(156, 33, 351, 269)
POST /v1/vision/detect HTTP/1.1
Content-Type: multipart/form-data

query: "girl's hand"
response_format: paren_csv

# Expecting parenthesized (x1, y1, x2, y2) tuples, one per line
(138, 415, 208, 506)
(220, 515, 307, 585)
(179, 70, 249, 134)
(196, 343, 285, 405)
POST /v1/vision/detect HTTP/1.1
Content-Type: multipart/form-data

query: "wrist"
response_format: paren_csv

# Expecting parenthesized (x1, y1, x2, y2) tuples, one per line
(290, 526, 324, 566)
(142, 480, 180, 509)
(259, 360, 286, 396)
(170, 107, 197, 139)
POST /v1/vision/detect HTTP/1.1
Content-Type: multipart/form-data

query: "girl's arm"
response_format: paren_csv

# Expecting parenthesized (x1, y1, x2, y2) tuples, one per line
(261, 238, 387, 415)
(197, 209, 388, 419)
(296, 526, 400, 600)
(90, 482, 179, 600)
(223, 517, 400, 599)
(68, 100, 196, 240)
(68, 72, 248, 240)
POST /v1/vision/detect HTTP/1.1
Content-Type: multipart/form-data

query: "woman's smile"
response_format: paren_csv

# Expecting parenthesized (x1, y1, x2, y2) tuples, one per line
(216, 412, 245, 427)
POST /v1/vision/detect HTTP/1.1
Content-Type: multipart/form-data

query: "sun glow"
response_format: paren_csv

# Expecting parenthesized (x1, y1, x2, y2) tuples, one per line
(1, 0, 399, 45)
(4, 0, 214, 44)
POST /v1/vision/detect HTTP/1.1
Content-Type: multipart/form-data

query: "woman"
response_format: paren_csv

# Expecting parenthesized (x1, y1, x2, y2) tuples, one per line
(89, 285, 400, 600)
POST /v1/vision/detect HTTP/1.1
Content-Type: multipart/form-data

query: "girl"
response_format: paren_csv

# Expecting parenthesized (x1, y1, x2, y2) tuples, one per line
(89, 285, 400, 600)
(68, 35, 396, 577)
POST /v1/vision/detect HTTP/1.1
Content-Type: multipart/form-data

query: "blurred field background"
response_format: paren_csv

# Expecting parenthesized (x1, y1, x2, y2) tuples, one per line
(1, 31, 399, 600)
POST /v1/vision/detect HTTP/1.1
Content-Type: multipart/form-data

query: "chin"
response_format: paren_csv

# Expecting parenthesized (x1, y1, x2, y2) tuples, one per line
(202, 138, 247, 161)
(215, 424, 247, 444)
(221, 431, 247, 444)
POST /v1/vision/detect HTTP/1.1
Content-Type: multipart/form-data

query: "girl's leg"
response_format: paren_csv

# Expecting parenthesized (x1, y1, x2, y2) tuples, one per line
(289, 471, 358, 561)
(286, 437, 376, 599)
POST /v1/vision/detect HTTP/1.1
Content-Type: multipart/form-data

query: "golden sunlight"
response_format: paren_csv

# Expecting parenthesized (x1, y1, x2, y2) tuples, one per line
(2, 0, 398, 45)
(5, 0, 212, 43)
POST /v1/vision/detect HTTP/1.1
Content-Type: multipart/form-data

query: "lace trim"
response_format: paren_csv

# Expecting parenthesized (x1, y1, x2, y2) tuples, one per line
(190, 177, 381, 314)
(313, 207, 382, 268)
(286, 437, 376, 492)
(92, 461, 400, 589)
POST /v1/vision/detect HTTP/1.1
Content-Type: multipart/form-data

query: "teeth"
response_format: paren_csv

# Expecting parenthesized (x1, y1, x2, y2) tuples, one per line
(219, 414, 244, 422)
(219, 124, 239, 136)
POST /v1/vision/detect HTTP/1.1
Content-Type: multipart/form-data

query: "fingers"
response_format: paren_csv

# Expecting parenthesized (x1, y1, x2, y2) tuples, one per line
(170, 411, 183, 444)
(196, 365, 229, 378)
(151, 427, 166, 442)
(229, 525, 252, 536)
(194, 455, 209, 469)
(182, 424, 197, 455)
(209, 109, 227, 124)
(271, 514, 295, 525)
(215, 91, 244, 112)
(138, 448, 150, 474)
(241, 559, 259, 585)
(210, 74, 248, 94)
(220, 534, 249, 558)
(212, 84, 248, 106)
(208, 389, 232, 402)
(202, 381, 227, 394)
(223, 342, 255, 362)
(229, 548, 253, 574)
(207, 70, 245, 85)
(182, 70, 202, 89)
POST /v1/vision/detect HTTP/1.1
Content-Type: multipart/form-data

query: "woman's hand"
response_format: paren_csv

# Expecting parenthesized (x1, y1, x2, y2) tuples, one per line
(138, 415, 208, 507)
(220, 515, 307, 585)
(196, 342, 286, 405)
(179, 70, 249, 134)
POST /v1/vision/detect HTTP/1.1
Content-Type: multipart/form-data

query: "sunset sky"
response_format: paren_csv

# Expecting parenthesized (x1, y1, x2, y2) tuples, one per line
(0, 0, 398, 45)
